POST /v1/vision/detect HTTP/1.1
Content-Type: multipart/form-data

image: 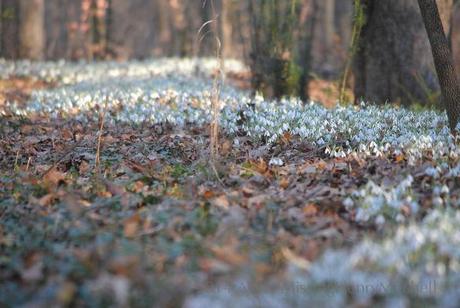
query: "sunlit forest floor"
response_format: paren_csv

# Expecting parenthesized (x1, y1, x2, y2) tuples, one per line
(1, 59, 460, 307)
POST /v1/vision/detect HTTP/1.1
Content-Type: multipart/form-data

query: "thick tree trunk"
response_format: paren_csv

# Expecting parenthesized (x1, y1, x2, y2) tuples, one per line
(418, 0, 460, 130)
(1, 0, 19, 59)
(452, 1, 460, 74)
(18, 0, 45, 60)
(353, 0, 453, 106)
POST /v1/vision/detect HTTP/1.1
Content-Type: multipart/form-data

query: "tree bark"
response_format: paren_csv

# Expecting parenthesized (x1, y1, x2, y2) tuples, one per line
(220, 0, 233, 59)
(451, 1, 460, 74)
(314, 0, 335, 77)
(418, 0, 460, 130)
(18, 0, 45, 60)
(353, 0, 453, 106)
(1, 0, 19, 59)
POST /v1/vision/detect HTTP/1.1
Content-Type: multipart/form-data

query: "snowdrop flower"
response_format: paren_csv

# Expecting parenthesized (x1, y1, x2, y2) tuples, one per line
(269, 158, 284, 166)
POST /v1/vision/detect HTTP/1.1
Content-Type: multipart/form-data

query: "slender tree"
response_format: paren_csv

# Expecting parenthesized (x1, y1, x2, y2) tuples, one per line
(418, 0, 460, 131)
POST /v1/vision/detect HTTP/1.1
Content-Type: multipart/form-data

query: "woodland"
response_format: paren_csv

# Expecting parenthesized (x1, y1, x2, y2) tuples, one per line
(2, 0, 460, 307)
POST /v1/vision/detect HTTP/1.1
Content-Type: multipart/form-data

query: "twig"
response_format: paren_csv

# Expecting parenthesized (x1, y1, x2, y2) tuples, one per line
(26, 157, 32, 172)
(95, 107, 106, 173)
(13, 150, 20, 171)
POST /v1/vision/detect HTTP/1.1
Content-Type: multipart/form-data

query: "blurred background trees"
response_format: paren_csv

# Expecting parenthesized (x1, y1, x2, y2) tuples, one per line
(0, 0, 459, 106)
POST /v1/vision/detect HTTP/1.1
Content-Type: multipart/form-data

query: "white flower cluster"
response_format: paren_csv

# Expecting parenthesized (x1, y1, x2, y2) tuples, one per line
(0, 58, 246, 84)
(4, 58, 459, 163)
(302, 208, 460, 305)
(343, 176, 418, 224)
(185, 208, 460, 306)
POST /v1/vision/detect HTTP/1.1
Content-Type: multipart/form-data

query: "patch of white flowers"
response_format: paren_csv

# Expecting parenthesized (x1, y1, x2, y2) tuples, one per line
(185, 208, 460, 307)
(344, 176, 418, 224)
(4, 58, 460, 163)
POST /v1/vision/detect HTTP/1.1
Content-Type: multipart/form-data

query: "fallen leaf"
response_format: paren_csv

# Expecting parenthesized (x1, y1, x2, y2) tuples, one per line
(279, 177, 290, 189)
(281, 247, 310, 270)
(211, 245, 247, 266)
(124, 213, 141, 238)
(212, 195, 230, 209)
(79, 160, 90, 174)
(43, 169, 66, 189)
(38, 193, 56, 206)
(303, 204, 318, 217)
(220, 139, 232, 156)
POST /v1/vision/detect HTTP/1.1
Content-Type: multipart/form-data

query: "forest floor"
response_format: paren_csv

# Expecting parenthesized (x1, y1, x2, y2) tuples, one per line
(0, 59, 460, 307)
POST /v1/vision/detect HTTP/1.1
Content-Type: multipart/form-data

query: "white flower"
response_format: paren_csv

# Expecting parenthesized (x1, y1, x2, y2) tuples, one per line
(269, 158, 284, 166)
(375, 215, 386, 225)
(343, 197, 354, 209)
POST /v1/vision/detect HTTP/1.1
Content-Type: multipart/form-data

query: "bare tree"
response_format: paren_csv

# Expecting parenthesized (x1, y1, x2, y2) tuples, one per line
(18, 0, 45, 60)
(418, 0, 460, 131)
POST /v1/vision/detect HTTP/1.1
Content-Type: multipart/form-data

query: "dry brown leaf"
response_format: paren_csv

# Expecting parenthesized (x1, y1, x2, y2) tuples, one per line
(103, 135, 117, 144)
(281, 247, 310, 270)
(79, 160, 90, 174)
(198, 258, 231, 273)
(212, 195, 230, 209)
(279, 177, 290, 189)
(210, 246, 247, 266)
(303, 204, 318, 217)
(282, 131, 292, 144)
(123, 213, 141, 238)
(203, 190, 215, 199)
(43, 169, 66, 188)
(255, 158, 268, 173)
(241, 184, 256, 197)
(108, 255, 140, 277)
(220, 139, 232, 156)
(61, 128, 73, 140)
(37, 193, 56, 206)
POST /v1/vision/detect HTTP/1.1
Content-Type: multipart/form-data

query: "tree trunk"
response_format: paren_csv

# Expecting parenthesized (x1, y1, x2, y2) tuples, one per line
(220, 0, 233, 59)
(299, 0, 317, 101)
(18, 0, 45, 60)
(418, 0, 460, 130)
(353, 0, 453, 106)
(45, 0, 70, 60)
(1, 0, 19, 59)
(313, 0, 335, 77)
(451, 1, 460, 74)
(248, 0, 305, 99)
